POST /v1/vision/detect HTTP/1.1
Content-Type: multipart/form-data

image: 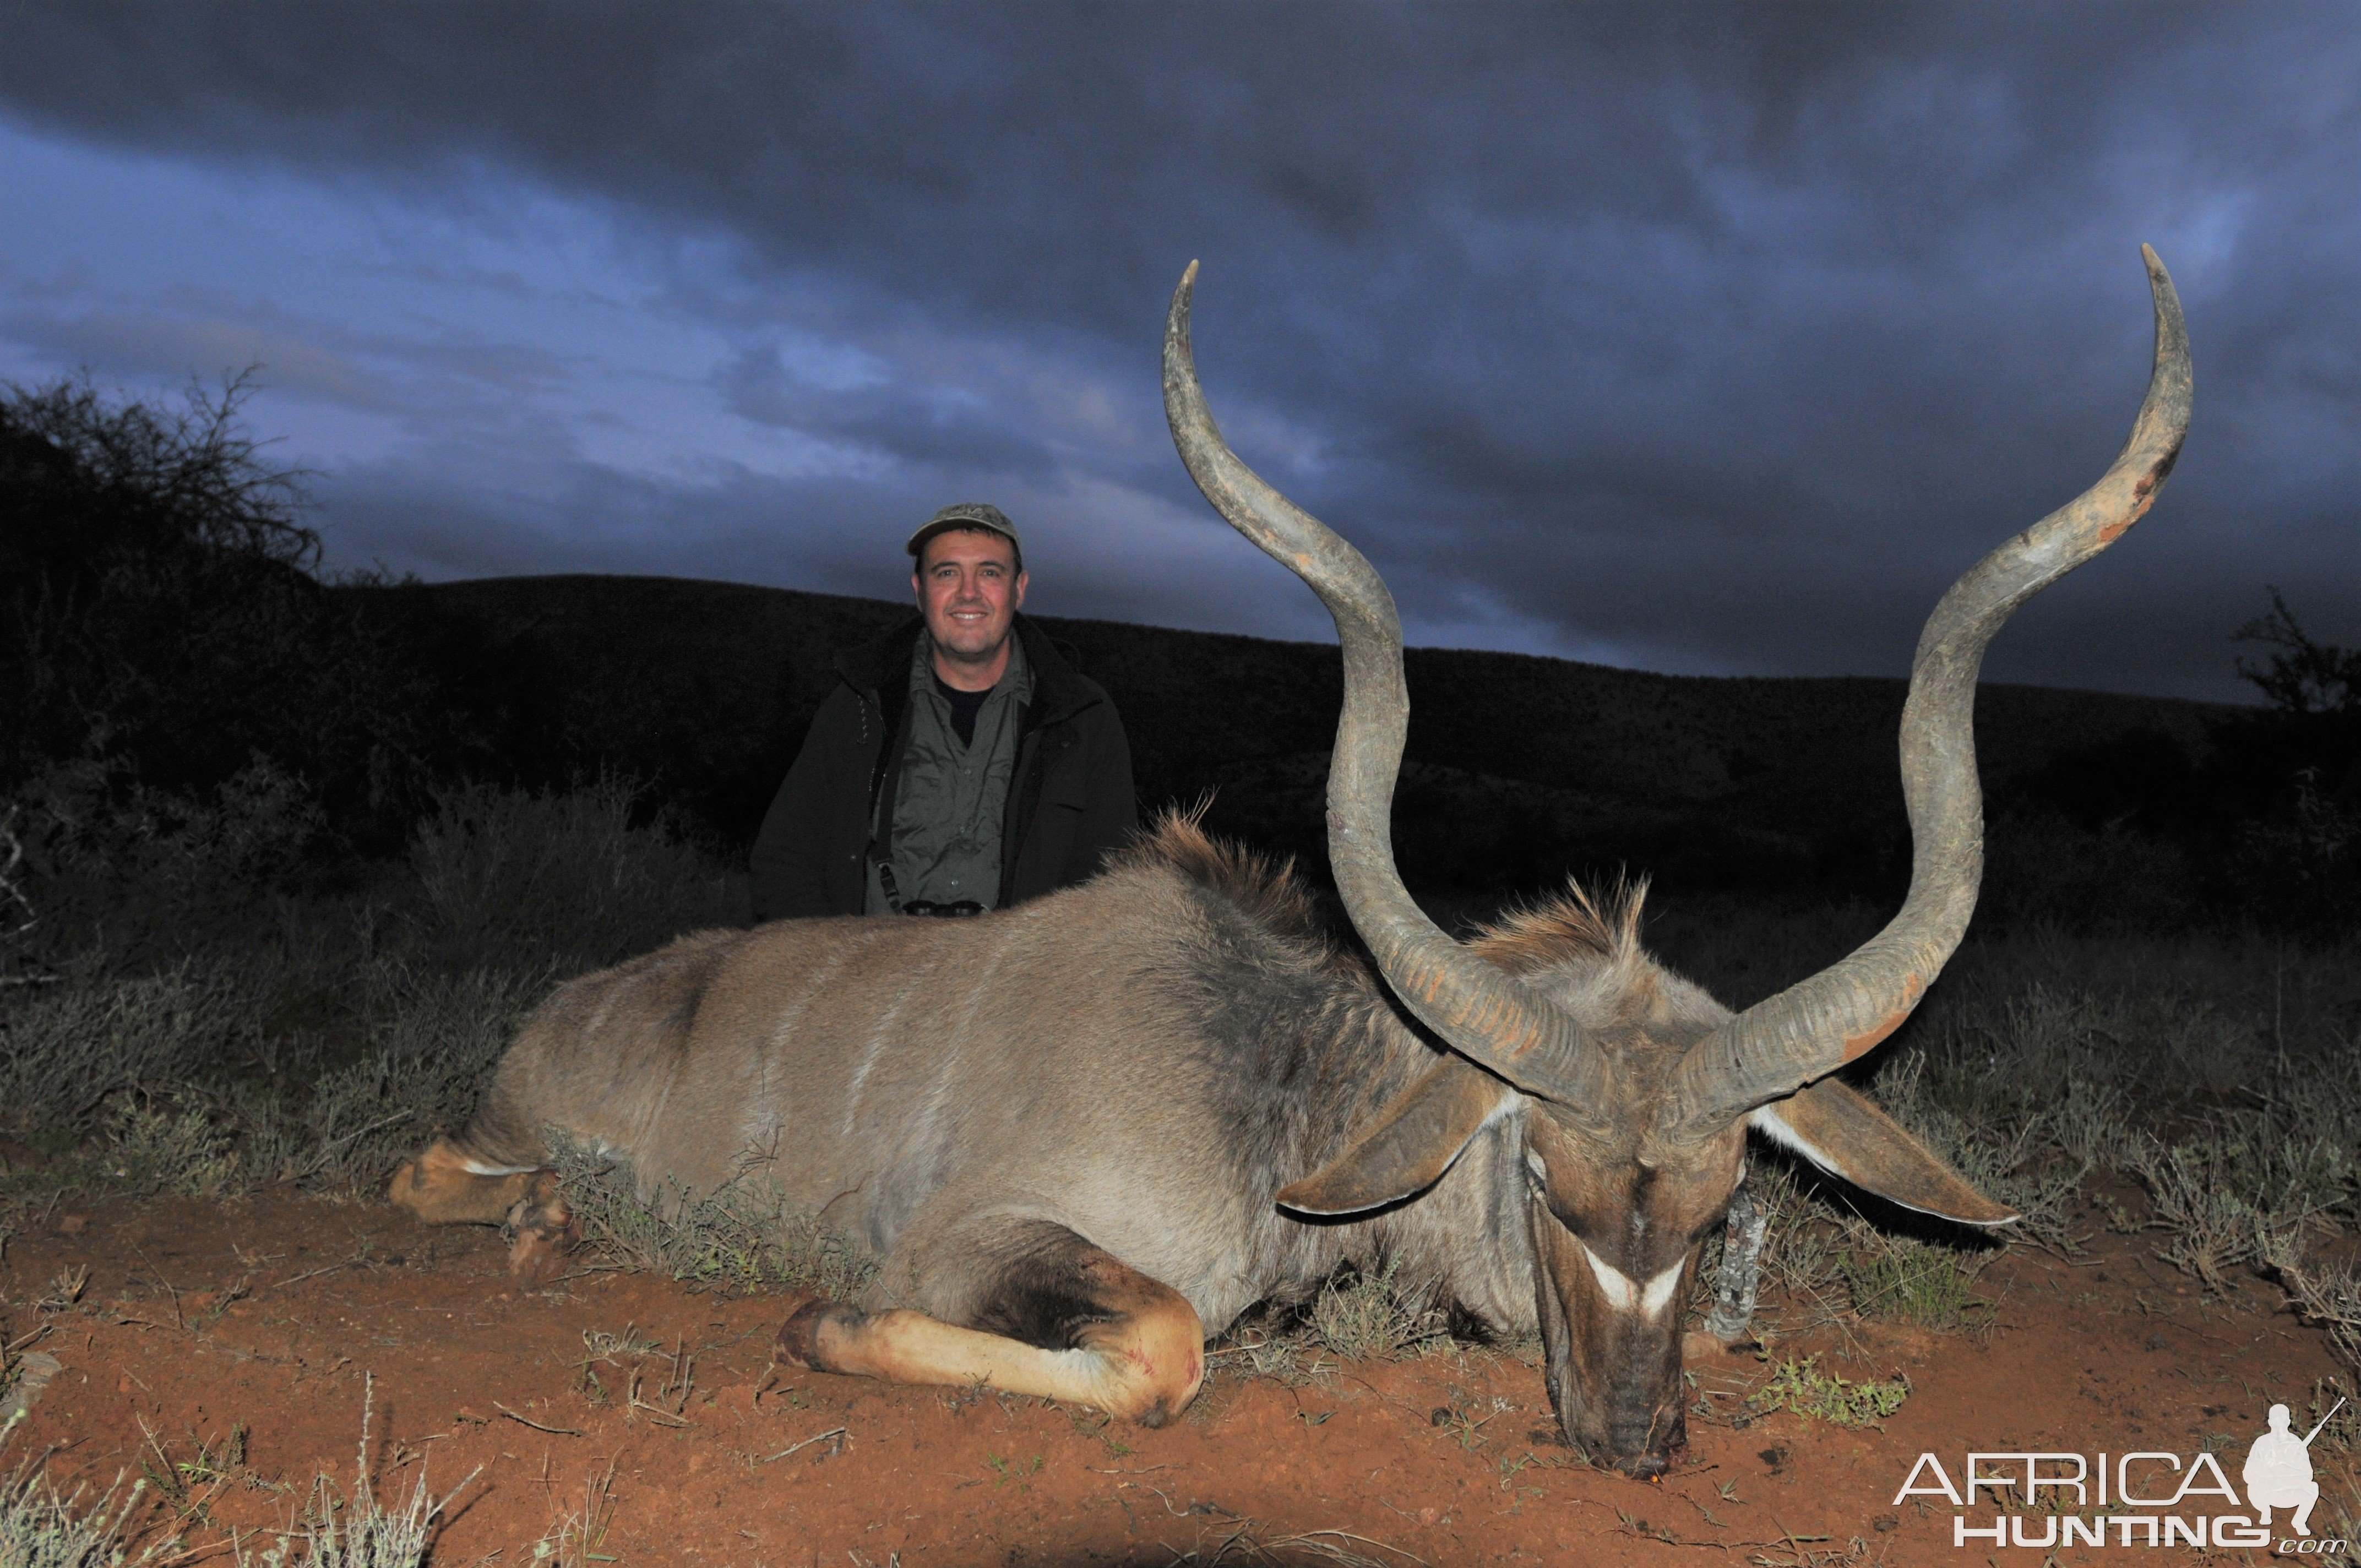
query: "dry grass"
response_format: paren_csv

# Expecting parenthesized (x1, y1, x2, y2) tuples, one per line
(0, 782, 733, 1211)
(244, 1376, 477, 1568)
(1, 1408, 168, 1568)
(548, 1134, 879, 1301)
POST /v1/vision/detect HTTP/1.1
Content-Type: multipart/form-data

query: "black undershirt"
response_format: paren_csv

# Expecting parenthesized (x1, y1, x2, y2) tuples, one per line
(933, 671, 991, 748)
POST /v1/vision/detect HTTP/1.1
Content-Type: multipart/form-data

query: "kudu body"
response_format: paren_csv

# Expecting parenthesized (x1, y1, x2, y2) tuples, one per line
(393, 251, 2190, 1474)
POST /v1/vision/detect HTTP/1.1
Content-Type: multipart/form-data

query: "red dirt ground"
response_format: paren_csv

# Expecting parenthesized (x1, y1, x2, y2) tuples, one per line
(2, 1190, 2346, 1566)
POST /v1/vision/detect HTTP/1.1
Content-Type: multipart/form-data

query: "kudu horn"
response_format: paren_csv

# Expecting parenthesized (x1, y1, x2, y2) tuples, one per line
(1663, 244, 2193, 1138)
(1163, 260, 1612, 1119)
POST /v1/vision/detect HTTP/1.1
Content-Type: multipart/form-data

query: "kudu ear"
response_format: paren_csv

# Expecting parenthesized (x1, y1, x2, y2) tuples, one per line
(1276, 1057, 1516, 1216)
(1749, 1078, 2017, 1228)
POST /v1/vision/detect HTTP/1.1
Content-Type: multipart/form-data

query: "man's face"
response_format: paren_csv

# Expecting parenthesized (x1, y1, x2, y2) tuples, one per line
(915, 528, 1027, 667)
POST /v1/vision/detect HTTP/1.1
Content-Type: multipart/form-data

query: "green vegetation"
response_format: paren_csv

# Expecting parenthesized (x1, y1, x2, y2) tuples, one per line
(1747, 1355, 1910, 1428)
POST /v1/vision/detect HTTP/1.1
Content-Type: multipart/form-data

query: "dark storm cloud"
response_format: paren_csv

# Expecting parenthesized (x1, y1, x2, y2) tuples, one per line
(716, 341, 1061, 484)
(2, 2, 2355, 700)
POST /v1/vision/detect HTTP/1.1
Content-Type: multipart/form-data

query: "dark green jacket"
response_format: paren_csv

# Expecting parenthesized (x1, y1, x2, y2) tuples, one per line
(749, 614, 1137, 921)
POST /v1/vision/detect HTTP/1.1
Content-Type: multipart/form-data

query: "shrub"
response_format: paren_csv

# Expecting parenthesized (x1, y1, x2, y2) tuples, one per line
(405, 778, 739, 972)
(229, 957, 542, 1195)
(0, 960, 263, 1144)
(8, 756, 329, 964)
(1837, 1238, 1990, 1329)
(1305, 1258, 1450, 1362)
(2207, 589, 2359, 927)
(248, 1378, 475, 1568)
(1, 1408, 167, 1568)
(1, 375, 499, 861)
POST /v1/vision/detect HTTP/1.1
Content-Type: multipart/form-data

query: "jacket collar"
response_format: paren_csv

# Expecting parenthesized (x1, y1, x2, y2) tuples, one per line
(839, 612, 1098, 723)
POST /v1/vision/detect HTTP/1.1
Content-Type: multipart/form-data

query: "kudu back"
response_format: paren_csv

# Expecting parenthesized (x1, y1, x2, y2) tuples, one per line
(393, 249, 2190, 1474)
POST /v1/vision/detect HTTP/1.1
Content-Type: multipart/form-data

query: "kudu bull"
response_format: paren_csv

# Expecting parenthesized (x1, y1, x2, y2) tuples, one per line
(391, 248, 2190, 1474)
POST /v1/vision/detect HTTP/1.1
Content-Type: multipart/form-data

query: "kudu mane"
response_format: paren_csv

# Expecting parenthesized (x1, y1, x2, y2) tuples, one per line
(1128, 810, 1677, 1058)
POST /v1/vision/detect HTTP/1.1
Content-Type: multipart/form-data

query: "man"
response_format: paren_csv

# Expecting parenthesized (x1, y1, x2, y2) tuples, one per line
(2244, 1402, 2322, 1536)
(750, 502, 1135, 921)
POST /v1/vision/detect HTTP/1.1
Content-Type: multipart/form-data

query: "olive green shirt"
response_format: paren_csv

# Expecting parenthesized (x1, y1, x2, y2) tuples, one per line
(864, 632, 1033, 913)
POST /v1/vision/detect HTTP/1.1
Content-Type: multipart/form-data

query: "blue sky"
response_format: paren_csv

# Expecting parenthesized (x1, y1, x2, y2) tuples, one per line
(3, 3, 2355, 702)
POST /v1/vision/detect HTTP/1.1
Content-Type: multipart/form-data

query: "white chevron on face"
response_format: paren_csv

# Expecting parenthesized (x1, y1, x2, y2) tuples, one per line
(1580, 1242, 1684, 1317)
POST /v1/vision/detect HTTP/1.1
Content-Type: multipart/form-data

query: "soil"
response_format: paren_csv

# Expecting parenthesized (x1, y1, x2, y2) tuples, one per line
(1, 1189, 2346, 1567)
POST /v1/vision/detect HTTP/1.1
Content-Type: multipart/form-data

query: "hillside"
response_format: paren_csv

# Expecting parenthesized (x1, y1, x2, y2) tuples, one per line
(363, 573, 2222, 900)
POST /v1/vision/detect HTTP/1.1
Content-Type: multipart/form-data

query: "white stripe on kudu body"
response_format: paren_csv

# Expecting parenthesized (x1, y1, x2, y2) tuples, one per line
(1579, 1242, 1685, 1318)
(460, 1157, 539, 1177)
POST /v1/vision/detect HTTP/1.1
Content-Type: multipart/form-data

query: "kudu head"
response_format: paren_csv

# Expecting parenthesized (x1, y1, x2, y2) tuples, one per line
(1163, 250, 2191, 1476)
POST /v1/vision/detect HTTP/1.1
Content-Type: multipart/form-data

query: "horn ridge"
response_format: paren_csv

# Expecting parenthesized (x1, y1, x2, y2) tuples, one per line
(1161, 262, 1609, 1118)
(1665, 245, 2194, 1137)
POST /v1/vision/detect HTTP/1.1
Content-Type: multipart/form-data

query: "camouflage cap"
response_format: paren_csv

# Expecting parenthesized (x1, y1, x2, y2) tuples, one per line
(906, 502, 1022, 569)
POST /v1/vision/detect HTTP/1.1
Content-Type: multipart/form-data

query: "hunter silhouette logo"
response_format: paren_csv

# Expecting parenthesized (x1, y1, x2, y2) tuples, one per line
(2245, 1398, 2340, 1537)
(1896, 1394, 2347, 1550)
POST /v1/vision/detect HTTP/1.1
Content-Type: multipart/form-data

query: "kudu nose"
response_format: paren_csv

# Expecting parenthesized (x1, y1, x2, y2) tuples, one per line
(1593, 1408, 1687, 1479)
(1552, 1401, 1688, 1479)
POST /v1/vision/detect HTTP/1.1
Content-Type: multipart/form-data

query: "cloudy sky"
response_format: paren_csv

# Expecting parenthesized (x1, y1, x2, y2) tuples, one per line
(2, 3, 2354, 702)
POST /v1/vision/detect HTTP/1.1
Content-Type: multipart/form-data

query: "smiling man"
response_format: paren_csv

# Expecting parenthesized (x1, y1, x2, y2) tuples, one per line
(750, 503, 1136, 921)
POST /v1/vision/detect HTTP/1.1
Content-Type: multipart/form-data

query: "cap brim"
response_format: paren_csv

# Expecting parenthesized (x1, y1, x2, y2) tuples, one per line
(907, 520, 1019, 556)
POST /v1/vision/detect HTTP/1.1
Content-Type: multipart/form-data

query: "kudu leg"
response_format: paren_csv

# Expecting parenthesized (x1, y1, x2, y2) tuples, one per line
(1703, 1177, 1769, 1344)
(775, 1223, 1206, 1426)
(388, 1138, 578, 1287)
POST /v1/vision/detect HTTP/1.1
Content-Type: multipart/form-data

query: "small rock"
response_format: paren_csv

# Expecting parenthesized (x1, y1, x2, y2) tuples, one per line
(1, 1353, 62, 1419)
(56, 1215, 87, 1236)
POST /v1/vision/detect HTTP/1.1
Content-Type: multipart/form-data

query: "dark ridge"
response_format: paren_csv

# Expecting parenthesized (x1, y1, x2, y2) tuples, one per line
(344, 572, 2226, 902)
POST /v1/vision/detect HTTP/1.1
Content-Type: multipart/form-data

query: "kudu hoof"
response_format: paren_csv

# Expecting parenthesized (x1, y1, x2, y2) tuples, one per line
(503, 1187, 579, 1289)
(773, 1298, 856, 1369)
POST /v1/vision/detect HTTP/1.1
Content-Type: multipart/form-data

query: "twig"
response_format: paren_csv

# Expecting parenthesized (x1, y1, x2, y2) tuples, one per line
(762, 1427, 847, 1463)
(131, 1246, 185, 1331)
(271, 1255, 362, 1291)
(277, 1110, 416, 1184)
(628, 1396, 687, 1428)
(493, 1403, 581, 1436)
(1275, 1529, 1430, 1565)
